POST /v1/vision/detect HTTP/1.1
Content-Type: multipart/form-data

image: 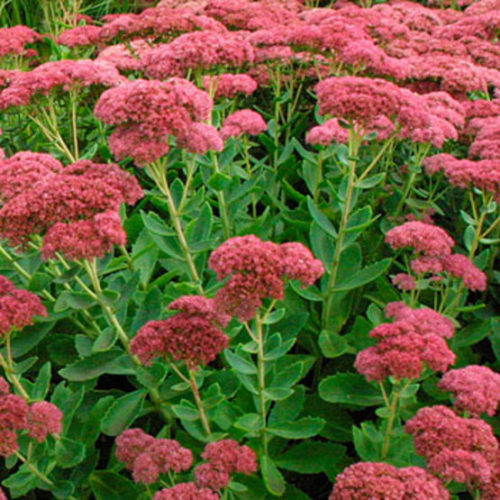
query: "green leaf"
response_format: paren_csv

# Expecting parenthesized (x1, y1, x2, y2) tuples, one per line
(334, 258, 392, 291)
(268, 417, 325, 439)
(208, 171, 232, 190)
(310, 221, 334, 271)
(89, 472, 140, 500)
(319, 373, 384, 406)
(225, 349, 257, 375)
(275, 441, 346, 473)
(54, 291, 95, 311)
(454, 320, 492, 348)
(319, 330, 350, 358)
(265, 337, 296, 361)
(234, 413, 264, 433)
(353, 422, 382, 461)
(1, 466, 37, 498)
(262, 308, 286, 325)
(58, 351, 131, 381)
(31, 361, 51, 400)
(55, 437, 86, 468)
(290, 281, 323, 302)
(272, 362, 303, 388)
(100, 390, 146, 436)
(50, 480, 75, 499)
(269, 386, 305, 425)
(356, 172, 385, 189)
(307, 197, 337, 238)
(260, 456, 286, 497)
(172, 400, 200, 421)
(92, 328, 118, 353)
(263, 387, 294, 401)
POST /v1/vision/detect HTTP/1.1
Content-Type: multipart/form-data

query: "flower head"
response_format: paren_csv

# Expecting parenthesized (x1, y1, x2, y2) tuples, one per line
(115, 428, 156, 469)
(438, 365, 500, 417)
(26, 401, 63, 442)
(131, 297, 229, 368)
(154, 483, 219, 500)
(203, 73, 258, 99)
(0, 276, 47, 335)
(220, 110, 267, 140)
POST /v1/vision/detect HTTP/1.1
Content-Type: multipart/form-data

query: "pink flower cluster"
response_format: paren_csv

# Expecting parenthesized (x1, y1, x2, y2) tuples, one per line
(0, 157, 143, 260)
(220, 110, 268, 140)
(203, 73, 258, 99)
(405, 405, 499, 493)
(208, 235, 324, 321)
(0, 380, 62, 457)
(130, 296, 229, 368)
(115, 428, 193, 484)
(438, 365, 500, 417)
(0, 276, 47, 336)
(195, 439, 258, 491)
(154, 483, 219, 500)
(94, 78, 217, 164)
(425, 153, 500, 200)
(141, 31, 254, 79)
(355, 302, 456, 381)
(329, 461, 449, 499)
(386, 221, 487, 292)
(0, 26, 40, 58)
(0, 60, 124, 110)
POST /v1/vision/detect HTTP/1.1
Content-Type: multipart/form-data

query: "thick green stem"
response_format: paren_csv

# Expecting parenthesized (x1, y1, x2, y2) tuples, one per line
(381, 386, 401, 459)
(146, 162, 203, 291)
(322, 128, 361, 328)
(15, 451, 54, 486)
(255, 311, 268, 456)
(0, 337, 30, 400)
(210, 152, 231, 239)
(188, 369, 212, 438)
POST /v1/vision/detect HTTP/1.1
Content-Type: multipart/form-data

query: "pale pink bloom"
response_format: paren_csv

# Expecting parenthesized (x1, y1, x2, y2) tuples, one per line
(176, 123, 223, 154)
(220, 110, 267, 139)
(203, 73, 257, 99)
(441, 253, 487, 291)
(154, 483, 219, 500)
(392, 273, 416, 291)
(306, 119, 349, 146)
(26, 402, 63, 442)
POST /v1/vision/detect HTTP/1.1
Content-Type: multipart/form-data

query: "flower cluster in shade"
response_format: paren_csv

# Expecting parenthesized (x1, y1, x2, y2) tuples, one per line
(208, 235, 325, 321)
(0, 154, 143, 261)
(94, 78, 221, 164)
(115, 428, 193, 485)
(438, 365, 500, 417)
(405, 405, 499, 495)
(130, 296, 230, 368)
(0, 60, 124, 110)
(0, 377, 63, 457)
(0, 276, 47, 336)
(154, 483, 219, 500)
(194, 439, 258, 491)
(220, 110, 268, 140)
(386, 221, 487, 292)
(355, 302, 456, 382)
(329, 461, 449, 499)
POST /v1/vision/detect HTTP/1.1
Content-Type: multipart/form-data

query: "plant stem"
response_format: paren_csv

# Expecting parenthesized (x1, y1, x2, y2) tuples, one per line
(322, 128, 361, 329)
(210, 152, 231, 239)
(14, 451, 54, 487)
(69, 89, 79, 160)
(381, 385, 401, 459)
(146, 162, 203, 292)
(255, 311, 268, 456)
(188, 368, 212, 438)
(0, 340, 30, 400)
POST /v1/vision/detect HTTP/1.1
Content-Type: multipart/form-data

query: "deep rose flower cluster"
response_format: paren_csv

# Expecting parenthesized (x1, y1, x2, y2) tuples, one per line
(195, 439, 258, 491)
(94, 78, 213, 164)
(386, 222, 487, 291)
(154, 483, 219, 500)
(56, 25, 102, 48)
(329, 461, 449, 500)
(0, 385, 62, 457)
(220, 110, 268, 140)
(208, 235, 324, 321)
(0, 152, 63, 203)
(130, 296, 229, 368)
(96, 40, 152, 72)
(203, 73, 258, 99)
(0, 276, 47, 336)
(176, 123, 224, 155)
(141, 31, 254, 79)
(116, 428, 193, 485)
(425, 153, 500, 199)
(405, 405, 499, 493)
(0, 60, 124, 110)
(0, 158, 142, 260)
(355, 302, 456, 381)
(0, 26, 40, 58)
(306, 119, 349, 146)
(438, 365, 500, 417)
